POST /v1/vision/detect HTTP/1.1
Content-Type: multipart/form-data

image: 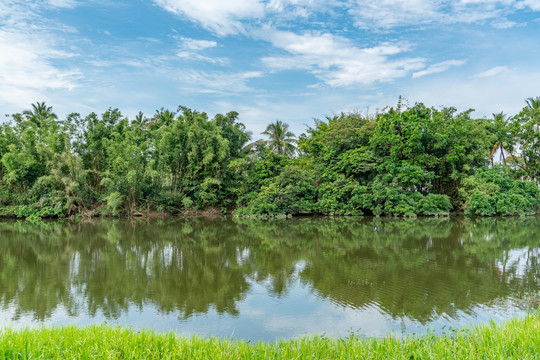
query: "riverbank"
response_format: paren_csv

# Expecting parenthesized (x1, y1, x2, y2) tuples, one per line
(0, 205, 228, 220)
(1, 204, 538, 221)
(1, 314, 539, 359)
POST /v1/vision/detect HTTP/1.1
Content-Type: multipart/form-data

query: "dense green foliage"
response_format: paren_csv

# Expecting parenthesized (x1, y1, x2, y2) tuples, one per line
(237, 99, 540, 217)
(0, 98, 539, 218)
(1, 313, 539, 359)
(0, 105, 248, 218)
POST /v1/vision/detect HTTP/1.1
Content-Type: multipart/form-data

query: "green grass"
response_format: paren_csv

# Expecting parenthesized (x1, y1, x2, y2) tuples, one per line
(1, 314, 539, 359)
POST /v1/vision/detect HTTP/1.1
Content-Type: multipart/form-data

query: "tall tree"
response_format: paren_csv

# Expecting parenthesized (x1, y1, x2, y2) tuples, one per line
(525, 96, 540, 111)
(489, 112, 513, 166)
(150, 108, 176, 129)
(133, 111, 148, 128)
(525, 96, 540, 131)
(22, 102, 57, 128)
(511, 96, 540, 181)
(260, 120, 296, 157)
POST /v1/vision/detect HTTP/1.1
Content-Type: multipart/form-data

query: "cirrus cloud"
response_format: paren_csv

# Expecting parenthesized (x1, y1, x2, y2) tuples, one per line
(154, 0, 265, 36)
(412, 60, 466, 78)
(154, 0, 540, 34)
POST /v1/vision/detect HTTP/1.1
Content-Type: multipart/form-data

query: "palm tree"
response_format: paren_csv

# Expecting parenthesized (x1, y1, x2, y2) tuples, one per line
(260, 120, 296, 157)
(156, 108, 176, 126)
(146, 108, 176, 130)
(525, 96, 540, 132)
(133, 111, 149, 128)
(245, 120, 296, 157)
(22, 101, 57, 127)
(525, 96, 540, 111)
(490, 112, 513, 166)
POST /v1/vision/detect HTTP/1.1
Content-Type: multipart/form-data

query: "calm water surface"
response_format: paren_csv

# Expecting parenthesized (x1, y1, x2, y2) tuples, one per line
(0, 217, 539, 341)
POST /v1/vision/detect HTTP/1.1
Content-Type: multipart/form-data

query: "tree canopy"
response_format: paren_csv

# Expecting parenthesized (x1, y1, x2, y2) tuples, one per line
(0, 98, 539, 219)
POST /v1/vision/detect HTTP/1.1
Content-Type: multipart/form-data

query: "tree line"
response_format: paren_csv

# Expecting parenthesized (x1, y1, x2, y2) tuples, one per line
(0, 97, 539, 219)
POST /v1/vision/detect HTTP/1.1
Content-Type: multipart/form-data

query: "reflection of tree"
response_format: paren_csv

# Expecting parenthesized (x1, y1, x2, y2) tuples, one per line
(0, 221, 78, 320)
(0, 219, 252, 321)
(0, 217, 539, 323)
(301, 244, 506, 323)
(235, 217, 540, 322)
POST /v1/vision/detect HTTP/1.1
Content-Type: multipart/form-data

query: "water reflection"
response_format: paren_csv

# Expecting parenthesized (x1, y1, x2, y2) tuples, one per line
(0, 217, 538, 339)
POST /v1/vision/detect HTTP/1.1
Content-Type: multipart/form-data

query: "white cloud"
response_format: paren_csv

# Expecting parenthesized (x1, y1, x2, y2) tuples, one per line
(516, 0, 540, 10)
(412, 59, 466, 78)
(178, 71, 264, 94)
(180, 37, 217, 50)
(153, 0, 265, 35)
(176, 51, 228, 65)
(457, 0, 514, 7)
(266, 0, 329, 11)
(260, 30, 425, 86)
(348, 0, 539, 29)
(154, 0, 539, 35)
(474, 65, 511, 77)
(490, 17, 518, 27)
(349, 0, 440, 29)
(154, 0, 336, 34)
(47, 0, 78, 8)
(0, 2, 82, 109)
(265, 0, 335, 20)
(0, 29, 81, 108)
(175, 37, 227, 64)
(153, 0, 540, 37)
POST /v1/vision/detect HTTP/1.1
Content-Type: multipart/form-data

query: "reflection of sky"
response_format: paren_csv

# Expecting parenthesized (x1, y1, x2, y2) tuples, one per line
(0, 276, 527, 342)
(496, 247, 536, 279)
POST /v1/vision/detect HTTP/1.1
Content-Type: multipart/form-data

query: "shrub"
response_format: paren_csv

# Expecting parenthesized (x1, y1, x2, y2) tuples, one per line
(466, 191, 496, 216)
(234, 165, 315, 216)
(420, 194, 452, 216)
(102, 192, 123, 216)
(460, 166, 540, 216)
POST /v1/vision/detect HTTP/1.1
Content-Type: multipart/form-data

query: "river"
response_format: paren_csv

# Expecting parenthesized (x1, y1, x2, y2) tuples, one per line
(0, 216, 538, 341)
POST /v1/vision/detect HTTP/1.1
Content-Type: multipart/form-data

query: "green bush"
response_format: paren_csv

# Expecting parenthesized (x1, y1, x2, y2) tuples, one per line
(0, 187, 13, 206)
(102, 191, 124, 216)
(182, 196, 194, 209)
(494, 192, 532, 215)
(315, 177, 365, 215)
(466, 191, 496, 216)
(461, 166, 540, 216)
(234, 166, 316, 216)
(419, 194, 452, 216)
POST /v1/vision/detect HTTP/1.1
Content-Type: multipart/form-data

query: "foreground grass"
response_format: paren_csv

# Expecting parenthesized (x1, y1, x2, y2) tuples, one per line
(1, 314, 539, 359)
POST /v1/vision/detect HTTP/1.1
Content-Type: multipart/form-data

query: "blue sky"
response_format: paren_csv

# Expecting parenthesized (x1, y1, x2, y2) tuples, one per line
(1, 0, 539, 136)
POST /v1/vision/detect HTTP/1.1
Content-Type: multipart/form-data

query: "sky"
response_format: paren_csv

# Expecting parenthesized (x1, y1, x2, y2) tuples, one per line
(1, 0, 539, 136)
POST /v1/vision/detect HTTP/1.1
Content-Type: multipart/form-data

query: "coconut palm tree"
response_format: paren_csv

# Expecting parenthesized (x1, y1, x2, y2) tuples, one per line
(258, 120, 296, 157)
(133, 111, 149, 128)
(22, 101, 57, 127)
(525, 96, 540, 111)
(145, 108, 176, 130)
(490, 112, 513, 166)
(525, 96, 540, 131)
